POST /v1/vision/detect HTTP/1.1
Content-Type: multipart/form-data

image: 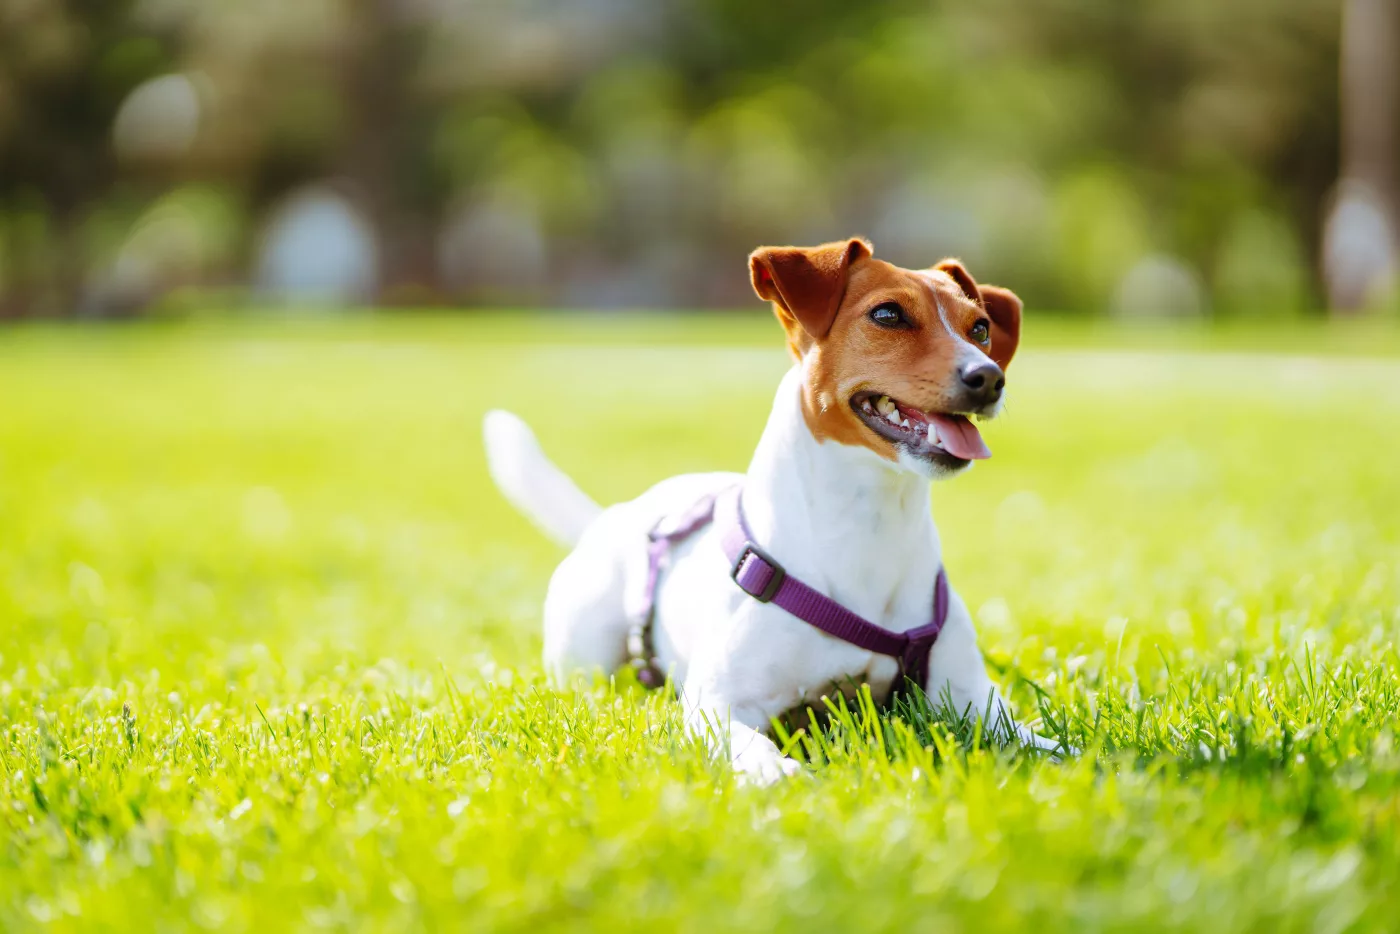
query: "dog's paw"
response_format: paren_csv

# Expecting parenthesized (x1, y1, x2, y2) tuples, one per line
(733, 746, 803, 785)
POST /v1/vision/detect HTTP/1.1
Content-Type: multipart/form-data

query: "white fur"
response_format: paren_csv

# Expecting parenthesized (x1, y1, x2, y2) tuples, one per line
(485, 368, 1063, 783)
(483, 410, 602, 548)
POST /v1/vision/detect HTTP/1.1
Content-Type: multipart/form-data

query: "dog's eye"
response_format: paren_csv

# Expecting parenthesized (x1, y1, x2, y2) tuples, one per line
(970, 319, 991, 345)
(868, 303, 910, 329)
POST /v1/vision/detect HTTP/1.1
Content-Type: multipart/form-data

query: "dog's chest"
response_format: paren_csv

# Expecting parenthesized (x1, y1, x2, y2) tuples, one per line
(713, 567, 938, 721)
(750, 615, 907, 709)
(771, 654, 903, 733)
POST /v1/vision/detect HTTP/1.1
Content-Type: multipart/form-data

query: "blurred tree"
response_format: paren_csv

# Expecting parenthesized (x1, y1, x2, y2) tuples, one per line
(0, 0, 172, 316)
(1323, 0, 1398, 312)
(0, 0, 1358, 316)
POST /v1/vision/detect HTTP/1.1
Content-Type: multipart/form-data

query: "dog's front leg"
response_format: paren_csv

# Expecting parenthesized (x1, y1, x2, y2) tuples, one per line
(680, 688, 801, 785)
(925, 609, 1072, 757)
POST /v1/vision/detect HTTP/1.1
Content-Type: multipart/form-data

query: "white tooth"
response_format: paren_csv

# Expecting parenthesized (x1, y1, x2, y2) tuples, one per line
(885, 409, 900, 424)
(876, 396, 895, 416)
(862, 399, 874, 413)
(928, 422, 940, 446)
(900, 417, 910, 429)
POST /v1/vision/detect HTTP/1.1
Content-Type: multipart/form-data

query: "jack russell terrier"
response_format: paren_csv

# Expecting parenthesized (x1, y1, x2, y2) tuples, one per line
(484, 238, 1067, 782)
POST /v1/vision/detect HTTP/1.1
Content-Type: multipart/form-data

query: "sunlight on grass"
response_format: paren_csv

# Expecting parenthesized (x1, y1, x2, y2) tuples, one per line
(2, 316, 1399, 931)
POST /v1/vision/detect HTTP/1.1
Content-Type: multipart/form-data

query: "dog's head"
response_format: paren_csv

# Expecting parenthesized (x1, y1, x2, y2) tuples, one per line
(750, 237, 1022, 478)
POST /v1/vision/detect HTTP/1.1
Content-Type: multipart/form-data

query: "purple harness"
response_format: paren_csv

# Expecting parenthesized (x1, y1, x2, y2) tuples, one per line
(629, 484, 950, 698)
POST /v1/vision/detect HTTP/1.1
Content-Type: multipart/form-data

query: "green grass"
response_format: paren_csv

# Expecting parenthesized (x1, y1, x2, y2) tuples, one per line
(2, 314, 1400, 932)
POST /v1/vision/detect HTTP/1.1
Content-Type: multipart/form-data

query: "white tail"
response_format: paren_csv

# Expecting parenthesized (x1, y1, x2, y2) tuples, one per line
(482, 410, 603, 548)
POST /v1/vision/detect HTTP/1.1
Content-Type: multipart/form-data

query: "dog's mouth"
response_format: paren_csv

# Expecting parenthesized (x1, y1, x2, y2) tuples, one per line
(850, 391, 992, 467)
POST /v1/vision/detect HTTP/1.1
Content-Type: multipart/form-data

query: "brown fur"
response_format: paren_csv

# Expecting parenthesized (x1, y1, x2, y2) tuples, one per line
(748, 240, 1023, 461)
(750, 239, 871, 357)
(936, 259, 1022, 371)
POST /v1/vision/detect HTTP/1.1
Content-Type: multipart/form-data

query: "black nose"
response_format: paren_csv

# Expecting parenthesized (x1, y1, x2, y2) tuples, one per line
(960, 361, 1005, 403)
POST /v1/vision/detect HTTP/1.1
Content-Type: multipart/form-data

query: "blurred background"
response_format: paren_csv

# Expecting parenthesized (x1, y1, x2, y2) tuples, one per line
(0, 0, 1397, 319)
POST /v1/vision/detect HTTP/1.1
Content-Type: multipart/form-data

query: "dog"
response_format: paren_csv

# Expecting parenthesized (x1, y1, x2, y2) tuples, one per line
(484, 238, 1065, 782)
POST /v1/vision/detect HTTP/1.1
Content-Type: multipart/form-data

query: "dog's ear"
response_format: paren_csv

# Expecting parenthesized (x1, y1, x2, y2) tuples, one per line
(934, 259, 981, 309)
(935, 259, 1022, 370)
(978, 285, 1022, 370)
(750, 238, 872, 347)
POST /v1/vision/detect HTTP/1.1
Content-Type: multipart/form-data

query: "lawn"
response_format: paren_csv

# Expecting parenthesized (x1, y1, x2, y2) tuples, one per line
(2, 314, 1400, 932)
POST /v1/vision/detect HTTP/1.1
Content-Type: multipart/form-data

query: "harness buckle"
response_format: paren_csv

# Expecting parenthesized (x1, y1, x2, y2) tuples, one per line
(730, 542, 787, 603)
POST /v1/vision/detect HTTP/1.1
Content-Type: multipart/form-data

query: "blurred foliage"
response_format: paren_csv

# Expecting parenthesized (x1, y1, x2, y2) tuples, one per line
(0, 0, 1347, 316)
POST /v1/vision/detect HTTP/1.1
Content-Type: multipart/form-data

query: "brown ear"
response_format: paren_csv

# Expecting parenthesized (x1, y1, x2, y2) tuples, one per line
(750, 238, 871, 343)
(978, 285, 1022, 370)
(934, 259, 1022, 370)
(935, 259, 981, 307)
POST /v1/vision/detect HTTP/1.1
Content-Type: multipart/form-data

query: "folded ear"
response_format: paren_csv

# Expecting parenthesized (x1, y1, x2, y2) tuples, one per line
(934, 259, 1022, 370)
(750, 238, 872, 343)
(977, 285, 1022, 370)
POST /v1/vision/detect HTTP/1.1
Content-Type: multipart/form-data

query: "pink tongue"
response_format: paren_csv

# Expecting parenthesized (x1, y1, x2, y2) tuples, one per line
(929, 414, 992, 460)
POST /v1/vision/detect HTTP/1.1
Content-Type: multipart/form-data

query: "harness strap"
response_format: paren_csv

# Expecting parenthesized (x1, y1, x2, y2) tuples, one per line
(630, 484, 950, 695)
(629, 490, 725, 687)
(715, 485, 948, 692)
